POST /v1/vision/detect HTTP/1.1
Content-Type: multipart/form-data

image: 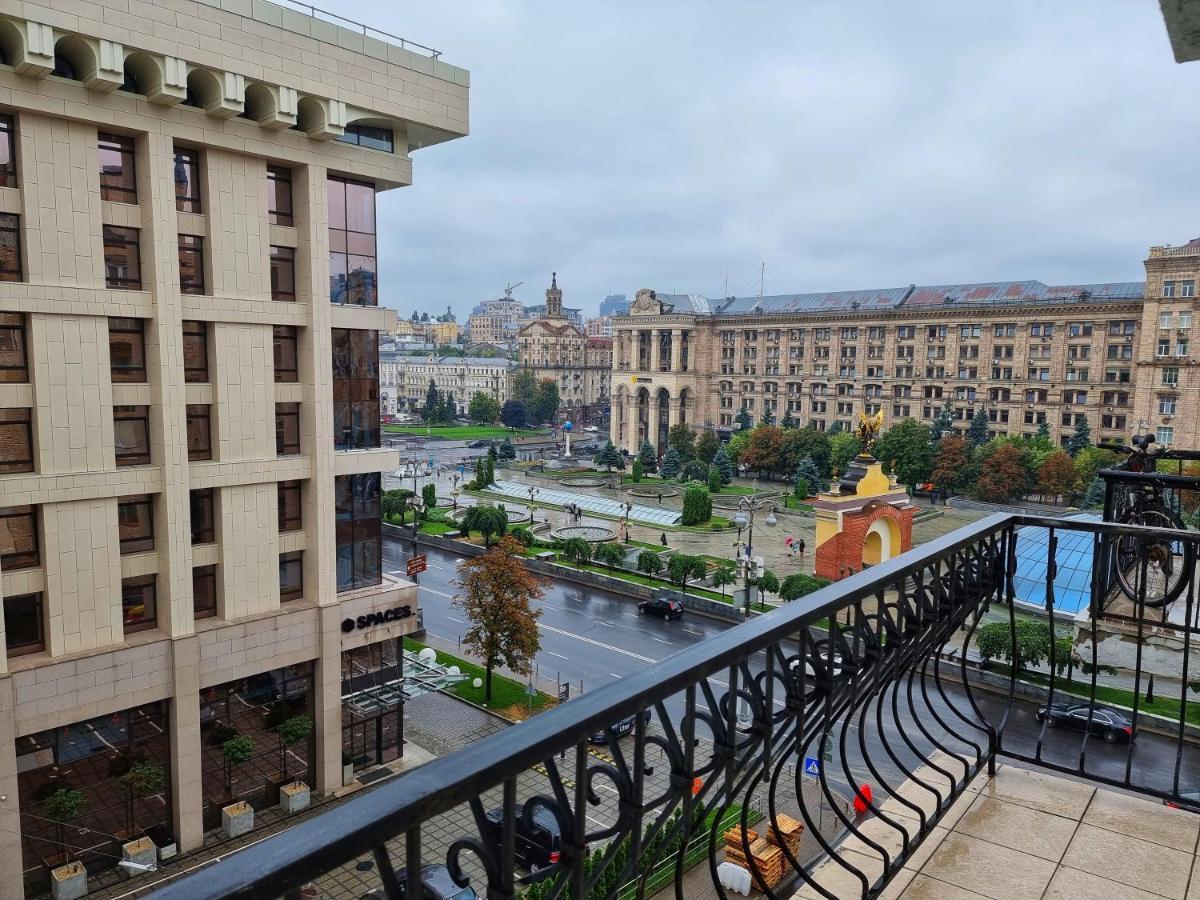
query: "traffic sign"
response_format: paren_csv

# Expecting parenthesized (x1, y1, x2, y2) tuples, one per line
(558, 682, 570, 703)
(803, 757, 821, 778)
(406, 554, 428, 576)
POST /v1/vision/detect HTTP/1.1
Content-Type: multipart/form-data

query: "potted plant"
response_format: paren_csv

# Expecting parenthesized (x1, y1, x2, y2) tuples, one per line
(220, 735, 255, 839)
(275, 714, 314, 813)
(118, 759, 165, 839)
(44, 787, 86, 899)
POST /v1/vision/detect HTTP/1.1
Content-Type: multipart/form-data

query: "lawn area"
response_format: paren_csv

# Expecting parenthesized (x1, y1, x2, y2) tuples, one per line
(550, 557, 735, 604)
(384, 510, 458, 535)
(383, 424, 548, 440)
(784, 496, 814, 511)
(404, 637, 555, 716)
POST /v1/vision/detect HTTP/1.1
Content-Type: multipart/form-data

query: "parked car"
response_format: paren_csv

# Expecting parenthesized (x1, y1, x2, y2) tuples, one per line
(485, 803, 562, 872)
(466, 439, 490, 448)
(638, 596, 684, 620)
(589, 708, 652, 744)
(583, 425, 599, 433)
(390, 864, 477, 900)
(1035, 702, 1134, 743)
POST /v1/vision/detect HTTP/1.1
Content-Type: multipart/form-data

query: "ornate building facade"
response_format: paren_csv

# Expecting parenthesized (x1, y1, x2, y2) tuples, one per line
(611, 242, 1200, 454)
(517, 274, 612, 422)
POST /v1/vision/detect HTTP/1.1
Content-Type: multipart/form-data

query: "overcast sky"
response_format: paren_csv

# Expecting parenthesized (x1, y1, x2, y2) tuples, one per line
(353, 1, 1197, 320)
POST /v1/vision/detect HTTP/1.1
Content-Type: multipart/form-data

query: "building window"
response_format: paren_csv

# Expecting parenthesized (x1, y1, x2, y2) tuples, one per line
(1160, 396, 1177, 415)
(178, 234, 205, 294)
(267, 165, 293, 225)
(279, 551, 303, 602)
(327, 176, 377, 305)
(113, 405, 151, 466)
(192, 565, 217, 620)
(1163, 367, 1180, 387)
(4, 592, 42, 656)
(270, 246, 295, 300)
(1184, 281, 1197, 298)
(190, 488, 215, 544)
(98, 133, 136, 202)
(276, 402, 301, 455)
(174, 146, 201, 212)
(332, 329, 380, 450)
(0, 408, 33, 473)
(0, 215, 19, 282)
(183, 320, 209, 382)
(278, 480, 302, 532)
(274, 325, 299, 383)
(1158, 426, 1175, 446)
(0, 505, 38, 570)
(117, 494, 154, 554)
(0, 115, 16, 187)
(337, 122, 394, 153)
(186, 404, 211, 461)
(335, 472, 380, 591)
(108, 317, 147, 382)
(1164, 281, 1176, 298)
(103, 226, 142, 289)
(121, 574, 157, 632)
(0, 313, 27, 382)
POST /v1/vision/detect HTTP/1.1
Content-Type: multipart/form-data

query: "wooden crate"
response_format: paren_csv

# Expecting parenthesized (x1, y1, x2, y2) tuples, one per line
(766, 814, 805, 856)
(723, 826, 758, 848)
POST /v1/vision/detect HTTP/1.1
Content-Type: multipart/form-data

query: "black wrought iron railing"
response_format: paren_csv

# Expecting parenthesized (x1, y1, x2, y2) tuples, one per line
(150, 511, 1200, 900)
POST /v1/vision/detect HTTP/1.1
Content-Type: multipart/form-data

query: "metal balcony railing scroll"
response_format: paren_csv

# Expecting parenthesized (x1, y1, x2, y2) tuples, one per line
(149, 508, 1200, 900)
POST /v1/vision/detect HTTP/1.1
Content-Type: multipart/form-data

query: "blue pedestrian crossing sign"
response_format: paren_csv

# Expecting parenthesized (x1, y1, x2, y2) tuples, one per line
(803, 757, 821, 778)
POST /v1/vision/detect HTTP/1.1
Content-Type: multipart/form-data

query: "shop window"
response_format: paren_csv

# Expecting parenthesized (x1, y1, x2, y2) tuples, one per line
(108, 317, 147, 382)
(117, 494, 154, 554)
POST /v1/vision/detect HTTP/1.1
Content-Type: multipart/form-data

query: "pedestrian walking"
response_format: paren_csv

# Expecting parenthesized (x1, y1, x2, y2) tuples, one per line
(798, 539, 806, 556)
(657, 491, 663, 505)
(660, 532, 668, 546)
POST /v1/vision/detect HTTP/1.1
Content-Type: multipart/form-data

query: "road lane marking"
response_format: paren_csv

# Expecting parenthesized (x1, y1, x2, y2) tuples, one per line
(609, 673, 621, 678)
(421, 587, 455, 600)
(545, 650, 568, 660)
(447, 615, 465, 624)
(538, 624, 657, 663)
(682, 628, 704, 636)
(651, 637, 673, 645)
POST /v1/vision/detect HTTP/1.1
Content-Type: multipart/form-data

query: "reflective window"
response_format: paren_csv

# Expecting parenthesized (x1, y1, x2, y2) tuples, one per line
(337, 122, 394, 153)
(279, 551, 303, 602)
(173, 146, 201, 212)
(103, 225, 141, 289)
(4, 592, 42, 655)
(278, 480, 302, 532)
(190, 488, 215, 544)
(113, 405, 150, 466)
(178, 234, 205, 294)
(0, 505, 38, 570)
(98, 133, 136, 202)
(327, 176, 376, 305)
(186, 404, 211, 461)
(332, 329, 379, 450)
(273, 325, 299, 382)
(0, 408, 33, 473)
(0, 313, 27, 382)
(121, 574, 156, 632)
(192, 565, 217, 620)
(108, 317, 146, 383)
(117, 494, 154, 554)
(0, 115, 17, 187)
(270, 245, 295, 300)
(183, 320, 209, 382)
(275, 402, 300, 455)
(335, 472, 380, 592)
(0, 214, 19, 281)
(267, 165, 293, 225)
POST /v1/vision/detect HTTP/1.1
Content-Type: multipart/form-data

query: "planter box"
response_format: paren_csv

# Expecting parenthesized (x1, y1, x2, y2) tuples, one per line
(343, 763, 355, 786)
(121, 836, 156, 876)
(49, 861, 87, 900)
(279, 781, 310, 814)
(221, 801, 254, 839)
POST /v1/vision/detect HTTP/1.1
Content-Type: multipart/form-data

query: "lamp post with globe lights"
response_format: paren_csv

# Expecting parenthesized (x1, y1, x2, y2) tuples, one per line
(733, 497, 777, 617)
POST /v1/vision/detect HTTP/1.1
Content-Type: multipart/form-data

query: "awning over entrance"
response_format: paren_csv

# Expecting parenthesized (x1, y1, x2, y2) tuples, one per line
(341, 649, 468, 717)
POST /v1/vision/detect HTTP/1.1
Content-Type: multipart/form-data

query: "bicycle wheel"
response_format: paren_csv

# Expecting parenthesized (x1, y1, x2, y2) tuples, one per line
(1114, 505, 1193, 608)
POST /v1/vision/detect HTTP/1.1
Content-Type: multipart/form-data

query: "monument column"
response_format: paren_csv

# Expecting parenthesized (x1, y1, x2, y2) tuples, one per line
(670, 329, 683, 372)
(627, 396, 641, 453)
(649, 329, 661, 372)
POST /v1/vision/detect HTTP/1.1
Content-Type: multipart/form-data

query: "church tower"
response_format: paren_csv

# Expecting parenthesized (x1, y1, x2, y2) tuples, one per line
(546, 271, 564, 319)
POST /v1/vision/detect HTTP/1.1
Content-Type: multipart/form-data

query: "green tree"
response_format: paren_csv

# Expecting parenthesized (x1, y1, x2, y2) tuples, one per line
(593, 542, 626, 571)
(695, 430, 720, 464)
(712, 446, 734, 485)
(484, 457, 495, 486)
(422, 379, 441, 423)
(500, 399, 528, 430)
(781, 427, 832, 476)
(509, 526, 535, 548)
(468, 391, 501, 424)
(829, 431, 861, 477)
(593, 440, 625, 471)
(873, 419, 934, 490)
(497, 437, 516, 460)
(795, 457, 824, 495)
(488, 442, 498, 462)
(660, 447, 681, 479)
(638, 440, 658, 473)
(275, 714, 314, 779)
(1066, 416, 1092, 458)
(680, 485, 712, 525)
(726, 430, 751, 467)
(780, 573, 831, 601)
(631, 458, 644, 481)
(829, 420, 843, 434)
(966, 408, 989, 448)
(44, 787, 85, 863)
(530, 378, 560, 424)
(930, 402, 954, 441)
(636, 550, 663, 578)
(441, 391, 457, 423)
(707, 466, 722, 493)
(1073, 445, 1119, 486)
(932, 436, 972, 494)
(735, 407, 753, 432)
(679, 459, 708, 483)
(668, 554, 707, 596)
(421, 482, 437, 515)
(975, 620, 1053, 672)
(758, 410, 775, 427)
(560, 537, 592, 567)
(974, 444, 1030, 502)
(1036, 419, 1052, 444)
(667, 423, 696, 461)
(1082, 476, 1106, 508)
(780, 409, 797, 430)
(222, 734, 255, 796)
(711, 565, 736, 597)
(511, 369, 537, 406)
(461, 505, 509, 546)
(381, 488, 412, 522)
(119, 759, 165, 836)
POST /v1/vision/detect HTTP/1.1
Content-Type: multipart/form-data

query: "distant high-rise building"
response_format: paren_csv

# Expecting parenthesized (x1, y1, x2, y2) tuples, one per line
(599, 293, 629, 316)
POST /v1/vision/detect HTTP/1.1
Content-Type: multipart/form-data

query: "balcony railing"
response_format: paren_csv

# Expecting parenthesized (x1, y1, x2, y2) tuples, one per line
(151, 510, 1200, 900)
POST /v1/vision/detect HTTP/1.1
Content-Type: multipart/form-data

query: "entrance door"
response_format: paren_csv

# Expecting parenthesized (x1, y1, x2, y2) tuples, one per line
(344, 719, 372, 769)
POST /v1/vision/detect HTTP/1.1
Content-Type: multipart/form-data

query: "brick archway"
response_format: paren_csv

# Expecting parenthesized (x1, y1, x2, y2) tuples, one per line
(815, 500, 913, 581)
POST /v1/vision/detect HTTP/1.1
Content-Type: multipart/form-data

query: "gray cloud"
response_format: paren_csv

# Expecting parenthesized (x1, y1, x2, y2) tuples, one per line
(360, 1, 1197, 318)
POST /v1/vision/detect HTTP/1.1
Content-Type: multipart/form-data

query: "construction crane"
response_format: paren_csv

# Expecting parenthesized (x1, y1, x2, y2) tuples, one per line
(503, 281, 523, 299)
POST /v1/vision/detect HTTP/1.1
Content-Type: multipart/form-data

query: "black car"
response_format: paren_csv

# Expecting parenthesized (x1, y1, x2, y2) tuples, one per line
(466, 439, 490, 449)
(1035, 702, 1134, 743)
(389, 864, 477, 900)
(485, 802, 562, 872)
(589, 708, 652, 744)
(638, 596, 684, 620)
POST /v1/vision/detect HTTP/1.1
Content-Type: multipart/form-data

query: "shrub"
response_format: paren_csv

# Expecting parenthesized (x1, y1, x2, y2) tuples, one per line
(631, 458, 644, 482)
(660, 447, 681, 479)
(707, 466, 722, 493)
(680, 485, 712, 526)
(560, 537, 592, 566)
(421, 482, 437, 511)
(636, 550, 663, 577)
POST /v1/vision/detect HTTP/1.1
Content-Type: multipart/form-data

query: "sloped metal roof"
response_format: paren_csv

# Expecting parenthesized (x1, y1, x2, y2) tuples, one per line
(716, 286, 914, 316)
(903, 280, 1144, 308)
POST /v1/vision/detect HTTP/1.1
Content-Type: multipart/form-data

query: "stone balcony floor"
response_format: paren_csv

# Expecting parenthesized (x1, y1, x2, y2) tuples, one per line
(795, 762, 1200, 899)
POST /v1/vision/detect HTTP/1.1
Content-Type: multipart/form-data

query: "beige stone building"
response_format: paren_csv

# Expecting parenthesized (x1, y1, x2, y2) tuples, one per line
(611, 246, 1200, 454)
(379, 351, 514, 418)
(0, 0, 467, 894)
(517, 274, 612, 422)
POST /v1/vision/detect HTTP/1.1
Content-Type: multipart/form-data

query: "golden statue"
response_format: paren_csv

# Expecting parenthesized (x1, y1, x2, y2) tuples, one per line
(855, 409, 884, 452)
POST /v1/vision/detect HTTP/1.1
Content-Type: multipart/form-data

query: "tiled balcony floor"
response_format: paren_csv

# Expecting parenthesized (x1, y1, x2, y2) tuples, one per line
(796, 763, 1200, 900)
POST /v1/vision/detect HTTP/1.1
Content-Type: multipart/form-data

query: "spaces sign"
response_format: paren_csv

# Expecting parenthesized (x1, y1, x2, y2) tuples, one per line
(341, 605, 413, 633)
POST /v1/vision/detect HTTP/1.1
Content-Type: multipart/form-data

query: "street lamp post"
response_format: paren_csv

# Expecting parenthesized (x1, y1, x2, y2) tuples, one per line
(527, 486, 538, 522)
(733, 497, 778, 617)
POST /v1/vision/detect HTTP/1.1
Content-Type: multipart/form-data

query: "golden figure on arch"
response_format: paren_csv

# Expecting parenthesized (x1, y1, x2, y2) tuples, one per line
(855, 409, 884, 453)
